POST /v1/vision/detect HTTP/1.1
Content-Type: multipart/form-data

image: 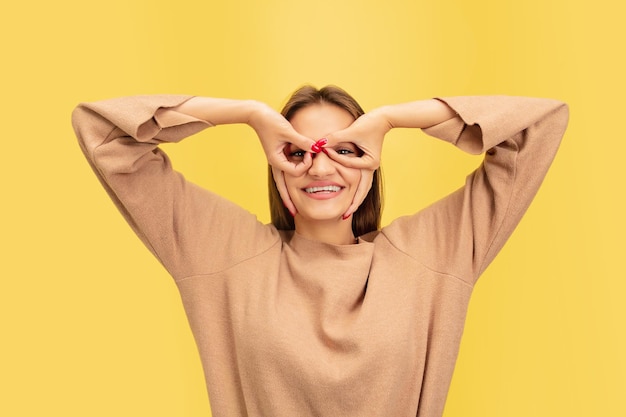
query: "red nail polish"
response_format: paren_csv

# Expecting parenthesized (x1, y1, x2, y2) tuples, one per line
(342, 213, 351, 220)
(310, 138, 328, 154)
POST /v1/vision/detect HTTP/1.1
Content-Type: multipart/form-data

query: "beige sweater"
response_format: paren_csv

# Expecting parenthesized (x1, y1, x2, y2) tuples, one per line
(72, 95, 568, 417)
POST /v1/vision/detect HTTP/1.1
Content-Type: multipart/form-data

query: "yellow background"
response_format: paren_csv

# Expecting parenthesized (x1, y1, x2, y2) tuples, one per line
(1, 0, 624, 415)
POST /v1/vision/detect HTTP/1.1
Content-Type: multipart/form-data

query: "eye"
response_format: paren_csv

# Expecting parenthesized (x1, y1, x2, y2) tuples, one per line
(285, 145, 306, 161)
(334, 142, 362, 157)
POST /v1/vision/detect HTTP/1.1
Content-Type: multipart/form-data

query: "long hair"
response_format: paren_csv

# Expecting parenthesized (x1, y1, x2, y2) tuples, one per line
(268, 85, 383, 237)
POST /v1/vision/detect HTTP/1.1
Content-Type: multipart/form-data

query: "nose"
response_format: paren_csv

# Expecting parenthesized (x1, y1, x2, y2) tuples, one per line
(307, 151, 336, 178)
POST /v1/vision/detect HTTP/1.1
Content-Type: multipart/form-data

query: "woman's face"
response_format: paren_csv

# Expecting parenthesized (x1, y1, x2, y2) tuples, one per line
(285, 103, 361, 224)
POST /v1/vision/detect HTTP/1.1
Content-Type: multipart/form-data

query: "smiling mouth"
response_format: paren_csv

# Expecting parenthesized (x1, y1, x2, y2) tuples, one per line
(304, 185, 343, 193)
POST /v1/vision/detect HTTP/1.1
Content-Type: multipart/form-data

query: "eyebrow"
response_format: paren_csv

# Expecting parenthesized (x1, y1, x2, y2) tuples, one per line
(333, 142, 358, 148)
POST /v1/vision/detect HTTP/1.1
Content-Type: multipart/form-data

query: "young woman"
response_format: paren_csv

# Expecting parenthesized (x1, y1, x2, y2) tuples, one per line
(72, 86, 568, 417)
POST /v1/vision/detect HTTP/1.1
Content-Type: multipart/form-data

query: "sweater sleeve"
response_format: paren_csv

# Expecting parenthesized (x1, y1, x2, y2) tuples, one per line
(382, 96, 569, 285)
(71, 95, 279, 281)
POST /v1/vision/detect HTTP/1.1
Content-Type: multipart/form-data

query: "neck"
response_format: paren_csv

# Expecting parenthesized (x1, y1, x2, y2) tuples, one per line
(294, 215, 356, 245)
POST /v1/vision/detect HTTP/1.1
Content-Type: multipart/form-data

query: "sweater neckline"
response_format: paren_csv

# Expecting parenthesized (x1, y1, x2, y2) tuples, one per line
(283, 230, 375, 254)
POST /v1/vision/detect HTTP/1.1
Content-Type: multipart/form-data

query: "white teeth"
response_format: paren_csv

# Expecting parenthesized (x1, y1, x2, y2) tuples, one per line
(305, 185, 341, 193)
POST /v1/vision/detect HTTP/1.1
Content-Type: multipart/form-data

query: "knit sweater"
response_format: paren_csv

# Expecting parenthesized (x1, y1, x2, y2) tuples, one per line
(72, 95, 569, 417)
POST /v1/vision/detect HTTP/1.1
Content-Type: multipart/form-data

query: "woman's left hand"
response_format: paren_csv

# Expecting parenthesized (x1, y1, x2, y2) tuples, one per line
(325, 109, 390, 170)
(324, 108, 391, 219)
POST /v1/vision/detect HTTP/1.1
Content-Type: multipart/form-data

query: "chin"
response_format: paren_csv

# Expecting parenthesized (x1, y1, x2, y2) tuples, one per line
(291, 190, 357, 224)
(295, 204, 350, 222)
(298, 212, 345, 223)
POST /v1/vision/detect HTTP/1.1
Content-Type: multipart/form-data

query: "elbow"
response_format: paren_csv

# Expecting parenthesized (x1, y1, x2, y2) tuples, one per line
(553, 102, 570, 137)
(71, 105, 115, 159)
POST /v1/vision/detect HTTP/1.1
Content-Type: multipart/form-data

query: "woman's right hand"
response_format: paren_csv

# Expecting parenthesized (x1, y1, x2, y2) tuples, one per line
(248, 102, 315, 175)
(247, 102, 315, 216)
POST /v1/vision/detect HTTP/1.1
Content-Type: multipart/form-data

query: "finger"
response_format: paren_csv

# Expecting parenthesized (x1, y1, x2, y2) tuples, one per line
(294, 150, 313, 175)
(310, 137, 328, 154)
(289, 130, 317, 156)
(324, 147, 379, 170)
(343, 169, 374, 220)
(323, 131, 346, 146)
(270, 146, 313, 177)
(280, 150, 312, 177)
(271, 166, 297, 216)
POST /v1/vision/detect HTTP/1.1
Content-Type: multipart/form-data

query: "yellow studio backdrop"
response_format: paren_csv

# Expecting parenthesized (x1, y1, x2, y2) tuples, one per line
(1, 0, 624, 416)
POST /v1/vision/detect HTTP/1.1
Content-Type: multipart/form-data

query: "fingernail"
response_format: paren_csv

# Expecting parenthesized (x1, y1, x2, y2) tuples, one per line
(342, 213, 351, 220)
(310, 138, 328, 154)
(321, 147, 329, 155)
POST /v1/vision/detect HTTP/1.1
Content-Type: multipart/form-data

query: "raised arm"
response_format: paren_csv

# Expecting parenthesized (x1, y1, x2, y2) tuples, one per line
(326, 99, 456, 166)
(72, 95, 310, 280)
(378, 96, 569, 284)
(171, 97, 314, 174)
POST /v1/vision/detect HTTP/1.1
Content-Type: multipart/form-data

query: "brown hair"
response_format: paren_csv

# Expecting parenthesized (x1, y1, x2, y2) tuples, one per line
(268, 85, 383, 236)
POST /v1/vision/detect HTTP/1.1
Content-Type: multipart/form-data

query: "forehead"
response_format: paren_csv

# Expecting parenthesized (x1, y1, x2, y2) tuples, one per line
(289, 103, 355, 140)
